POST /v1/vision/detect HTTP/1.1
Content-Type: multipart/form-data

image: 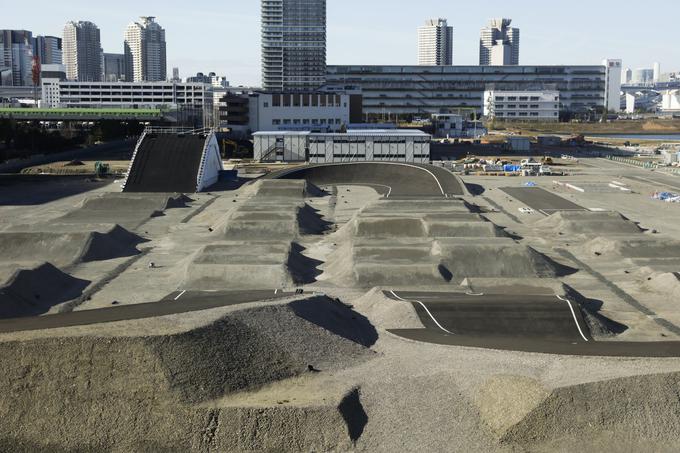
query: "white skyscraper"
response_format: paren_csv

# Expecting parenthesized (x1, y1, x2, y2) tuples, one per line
(654, 62, 661, 84)
(62, 21, 102, 82)
(124, 17, 167, 82)
(480, 18, 519, 66)
(418, 19, 453, 66)
(261, 0, 327, 91)
(603, 59, 622, 112)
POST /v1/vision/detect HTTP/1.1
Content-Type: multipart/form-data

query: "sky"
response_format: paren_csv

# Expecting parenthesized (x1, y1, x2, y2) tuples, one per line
(3, 0, 680, 86)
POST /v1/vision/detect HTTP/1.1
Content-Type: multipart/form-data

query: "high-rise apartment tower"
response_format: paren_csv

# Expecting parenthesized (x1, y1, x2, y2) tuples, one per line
(418, 19, 453, 66)
(63, 21, 102, 81)
(124, 17, 167, 82)
(261, 0, 327, 91)
(479, 18, 519, 66)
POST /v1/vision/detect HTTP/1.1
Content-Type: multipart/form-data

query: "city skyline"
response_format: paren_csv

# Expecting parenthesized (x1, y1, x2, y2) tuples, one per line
(2, 0, 680, 86)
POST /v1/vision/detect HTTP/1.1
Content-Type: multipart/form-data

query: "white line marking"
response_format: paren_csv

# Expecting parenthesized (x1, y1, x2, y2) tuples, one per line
(174, 290, 187, 301)
(278, 162, 448, 197)
(390, 291, 456, 336)
(274, 289, 278, 294)
(465, 292, 485, 296)
(557, 295, 589, 342)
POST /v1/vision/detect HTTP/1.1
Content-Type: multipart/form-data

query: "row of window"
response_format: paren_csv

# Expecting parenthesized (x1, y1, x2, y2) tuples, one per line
(496, 104, 557, 109)
(272, 118, 342, 125)
(495, 96, 545, 102)
(495, 112, 558, 117)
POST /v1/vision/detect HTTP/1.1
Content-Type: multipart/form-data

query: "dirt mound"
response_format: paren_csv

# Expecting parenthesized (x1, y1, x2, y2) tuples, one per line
(185, 242, 322, 290)
(58, 193, 191, 228)
(536, 211, 643, 235)
(483, 372, 680, 449)
(0, 298, 374, 451)
(224, 202, 330, 240)
(584, 237, 680, 259)
(0, 263, 90, 318)
(0, 225, 145, 267)
(437, 240, 577, 279)
(254, 180, 325, 199)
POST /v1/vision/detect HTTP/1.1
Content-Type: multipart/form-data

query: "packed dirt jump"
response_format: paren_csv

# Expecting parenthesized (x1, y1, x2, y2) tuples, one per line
(3, 160, 680, 452)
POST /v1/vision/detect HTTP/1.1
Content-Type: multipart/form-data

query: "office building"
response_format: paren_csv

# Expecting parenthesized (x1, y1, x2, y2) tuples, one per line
(483, 90, 560, 121)
(327, 64, 612, 120)
(261, 0, 327, 91)
(661, 90, 680, 112)
(103, 53, 126, 82)
(0, 30, 34, 86)
(63, 21, 102, 82)
(33, 36, 62, 65)
(217, 90, 362, 135)
(480, 18, 519, 66)
(603, 59, 622, 112)
(418, 19, 453, 66)
(254, 129, 430, 163)
(622, 67, 632, 85)
(124, 17, 167, 82)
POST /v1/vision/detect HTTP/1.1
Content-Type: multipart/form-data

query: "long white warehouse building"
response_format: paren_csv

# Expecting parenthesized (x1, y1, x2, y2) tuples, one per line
(254, 130, 431, 164)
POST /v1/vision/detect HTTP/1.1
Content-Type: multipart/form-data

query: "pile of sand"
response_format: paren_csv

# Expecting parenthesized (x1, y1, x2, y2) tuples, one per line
(477, 372, 680, 450)
(0, 296, 376, 451)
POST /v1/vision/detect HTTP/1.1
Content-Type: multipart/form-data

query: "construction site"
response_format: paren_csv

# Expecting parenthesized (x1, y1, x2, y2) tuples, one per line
(3, 128, 680, 452)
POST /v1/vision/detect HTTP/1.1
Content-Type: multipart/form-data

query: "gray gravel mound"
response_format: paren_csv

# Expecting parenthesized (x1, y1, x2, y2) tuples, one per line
(0, 297, 375, 451)
(0, 263, 90, 318)
(535, 211, 643, 235)
(500, 372, 680, 449)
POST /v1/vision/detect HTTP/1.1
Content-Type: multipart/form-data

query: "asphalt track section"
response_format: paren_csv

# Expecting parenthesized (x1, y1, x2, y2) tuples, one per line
(267, 162, 464, 198)
(386, 291, 680, 357)
(501, 187, 585, 215)
(0, 290, 296, 334)
(124, 133, 206, 193)
(386, 291, 591, 342)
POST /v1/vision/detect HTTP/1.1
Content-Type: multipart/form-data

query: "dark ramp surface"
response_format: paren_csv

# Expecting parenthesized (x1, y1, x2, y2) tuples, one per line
(387, 291, 680, 357)
(388, 291, 589, 342)
(501, 187, 585, 214)
(267, 162, 464, 197)
(124, 134, 205, 193)
(0, 290, 294, 333)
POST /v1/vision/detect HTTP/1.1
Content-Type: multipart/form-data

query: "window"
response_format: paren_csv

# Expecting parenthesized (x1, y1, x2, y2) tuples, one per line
(293, 119, 301, 125)
(520, 105, 529, 109)
(507, 105, 517, 109)
(530, 97, 540, 101)
(519, 112, 528, 116)
(519, 96, 529, 101)
(303, 119, 310, 124)
(336, 119, 342, 124)
(283, 119, 291, 125)
(272, 119, 281, 125)
(263, 102, 269, 108)
(495, 96, 505, 101)
(312, 119, 319, 124)
(530, 105, 539, 109)
(508, 96, 517, 101)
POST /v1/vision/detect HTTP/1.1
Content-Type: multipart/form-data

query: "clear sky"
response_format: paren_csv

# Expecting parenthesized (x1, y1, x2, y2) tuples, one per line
(3, 0, 679, 86)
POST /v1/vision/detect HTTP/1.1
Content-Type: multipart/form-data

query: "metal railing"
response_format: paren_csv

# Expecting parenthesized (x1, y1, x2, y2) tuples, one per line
(121, 128, 149, 190)
(144, 126, 213, 136)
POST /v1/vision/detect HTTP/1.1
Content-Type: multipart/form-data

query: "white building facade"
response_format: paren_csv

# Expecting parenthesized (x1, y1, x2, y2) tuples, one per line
(254, 129, 431, 163)
(418, 19, 453, 66)
(249, 92, 350, 132)
(40, 80, 209, 110)
(62, 21, 102, 82)
(484, 90, 560, 121)
(124, 17, 167, 82)
(603, 59, 622, 112)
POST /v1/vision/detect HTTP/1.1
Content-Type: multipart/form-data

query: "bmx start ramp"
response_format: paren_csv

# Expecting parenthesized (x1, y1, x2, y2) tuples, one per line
(123, 129, 223, 193)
